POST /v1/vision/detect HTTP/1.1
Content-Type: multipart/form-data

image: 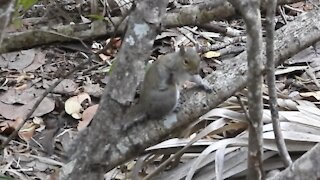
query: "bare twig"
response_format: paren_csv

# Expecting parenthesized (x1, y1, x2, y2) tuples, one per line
(283, 4, 304, 13)
(96, 2, 135, 55)
(266, 0, 292, 167)
(235, 93, 250, 122)
(277, 6, 288, 24)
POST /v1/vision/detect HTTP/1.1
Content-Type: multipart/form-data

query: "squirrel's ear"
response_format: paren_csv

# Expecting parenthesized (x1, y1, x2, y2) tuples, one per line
(179, 45, 186, 55)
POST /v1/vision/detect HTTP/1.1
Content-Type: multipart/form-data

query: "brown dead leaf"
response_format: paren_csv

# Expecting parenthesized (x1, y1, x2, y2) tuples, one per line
(113, 37, 122, 49)
(33, 117, 45, 132)
(291, 2, 305, 9)
(300, 91, 320, 100)
(14, 83, 28, 90)
(92, 42, 103, 51)
(287, 45, 319, 65)
(42, 79, 78, 94)
(78, 104, 99, 131)
(82, 83, 104, 97)
(31, 128, 59, 155)
(25, 159, 50, 172)
(304, 2, 315, 11)
(54, 79, 78, 94)
(18, 121, 37, 142)
(203, 51, 221, 58)
(16, 73, 34, 84)
(57, 130, 78, 152)
(0, 97, 55, 120)
(65, 99, 82, 119)
(0, 87, 45, 105)
(0, 49, 35, 70)
(0, 117, 24, 134)
(23, 51, 46, 72)
(98, 53, 111, 61)
(65, 92, 91, 119)
(156, 30, 179, 40)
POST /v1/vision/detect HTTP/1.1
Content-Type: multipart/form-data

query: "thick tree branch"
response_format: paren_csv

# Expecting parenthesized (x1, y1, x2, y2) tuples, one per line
(164, 0, 301, 27)
(268, 143, 320, 180)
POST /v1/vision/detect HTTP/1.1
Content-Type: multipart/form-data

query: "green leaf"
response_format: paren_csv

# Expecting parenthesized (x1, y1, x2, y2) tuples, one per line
(18, 0, 38, 10)
(108, 59, 117, 75)
(86, 14, 105, 21)
(0, 175, 14, 180)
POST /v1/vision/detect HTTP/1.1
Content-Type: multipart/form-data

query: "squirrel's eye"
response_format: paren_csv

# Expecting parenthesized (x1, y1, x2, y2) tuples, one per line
(183, 59, 189, 65)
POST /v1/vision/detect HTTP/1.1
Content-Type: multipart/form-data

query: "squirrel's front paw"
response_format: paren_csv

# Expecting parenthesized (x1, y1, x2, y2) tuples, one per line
(200, 80, 215, 93)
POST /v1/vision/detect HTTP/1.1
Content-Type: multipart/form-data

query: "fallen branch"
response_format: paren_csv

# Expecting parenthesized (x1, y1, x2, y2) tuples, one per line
(268, 143, 320, 180)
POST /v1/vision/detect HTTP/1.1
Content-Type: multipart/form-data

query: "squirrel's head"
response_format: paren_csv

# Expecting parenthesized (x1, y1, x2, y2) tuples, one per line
(179, 46, 201, 75)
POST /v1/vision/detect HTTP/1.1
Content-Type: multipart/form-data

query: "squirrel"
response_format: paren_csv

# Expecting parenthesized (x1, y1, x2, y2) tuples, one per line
(122, 46, 213, 130)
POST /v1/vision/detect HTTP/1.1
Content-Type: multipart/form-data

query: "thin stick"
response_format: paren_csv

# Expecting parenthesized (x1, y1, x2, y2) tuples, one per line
(277, 6, 288, 24)
(96, 3, 135, 54)
(266, 0, 292, 167)
(235, 93, 250, 122)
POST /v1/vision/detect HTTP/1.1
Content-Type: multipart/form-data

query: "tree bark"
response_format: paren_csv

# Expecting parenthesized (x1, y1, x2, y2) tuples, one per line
(268, 143, 320, 180)
(227, 0, 264, 179)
